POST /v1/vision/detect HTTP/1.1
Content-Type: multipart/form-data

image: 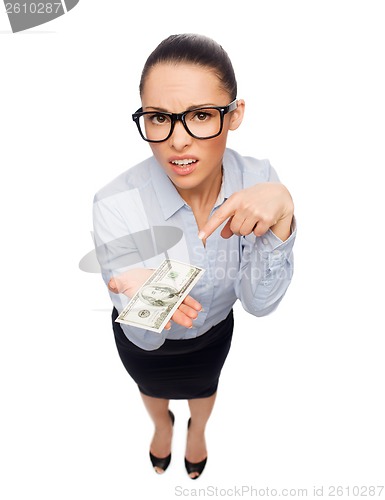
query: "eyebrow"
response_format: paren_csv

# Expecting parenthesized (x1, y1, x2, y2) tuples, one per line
(143, 103, 217, 112)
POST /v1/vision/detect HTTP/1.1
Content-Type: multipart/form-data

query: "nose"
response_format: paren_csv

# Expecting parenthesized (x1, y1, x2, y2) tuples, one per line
(168, 119, 193, 151)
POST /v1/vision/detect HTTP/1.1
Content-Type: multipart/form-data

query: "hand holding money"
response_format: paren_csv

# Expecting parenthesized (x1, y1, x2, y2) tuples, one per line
(108, 266, 203, 331)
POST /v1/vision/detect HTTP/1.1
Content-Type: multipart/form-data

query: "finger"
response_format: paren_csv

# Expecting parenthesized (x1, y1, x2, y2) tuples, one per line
(252, 219, 271, 237)
(165, 296, 203, 330)
(108, 278, 118, 293)
(164, 321, 172, 330)
(198, 197, 236, 240)
(171, 308, 195, 328)
(182, 294, 202, 311)
(220, 217, 234, 239)
(178, 302, 200, 319)
(239, 217, 261, 236)
(109, 275, 131, 294)
(229, 213, 247, 236)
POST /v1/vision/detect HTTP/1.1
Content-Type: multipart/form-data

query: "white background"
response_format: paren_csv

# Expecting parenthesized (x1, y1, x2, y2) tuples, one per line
(1, 1, 384, 498)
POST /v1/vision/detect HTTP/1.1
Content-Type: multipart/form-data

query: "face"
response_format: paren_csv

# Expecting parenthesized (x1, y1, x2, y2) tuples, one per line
(140, 62, 245, 196)
(140, 285, 178, 306)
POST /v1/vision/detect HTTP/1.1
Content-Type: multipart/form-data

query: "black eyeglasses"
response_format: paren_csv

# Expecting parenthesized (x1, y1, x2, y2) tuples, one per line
(132, 99, 238, 143)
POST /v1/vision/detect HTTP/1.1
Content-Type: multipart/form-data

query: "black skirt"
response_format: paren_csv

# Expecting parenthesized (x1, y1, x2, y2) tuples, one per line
(111, 307, 234, 400)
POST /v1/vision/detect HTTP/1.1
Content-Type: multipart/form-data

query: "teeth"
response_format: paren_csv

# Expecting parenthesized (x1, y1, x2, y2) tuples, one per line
(171, 159, 197, 166)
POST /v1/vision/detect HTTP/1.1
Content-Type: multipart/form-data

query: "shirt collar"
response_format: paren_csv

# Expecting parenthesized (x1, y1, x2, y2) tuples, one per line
(214, 156, 233, 208)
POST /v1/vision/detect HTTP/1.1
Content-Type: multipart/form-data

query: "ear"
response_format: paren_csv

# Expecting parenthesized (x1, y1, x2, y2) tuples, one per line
(229, 99, 245, 131)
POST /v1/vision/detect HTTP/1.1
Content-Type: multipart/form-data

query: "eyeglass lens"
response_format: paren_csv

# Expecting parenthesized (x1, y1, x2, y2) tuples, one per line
(138, 108, 222, 141)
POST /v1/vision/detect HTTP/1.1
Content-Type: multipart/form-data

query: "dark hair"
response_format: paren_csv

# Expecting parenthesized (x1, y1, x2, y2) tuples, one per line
(139, 33, 237, 100)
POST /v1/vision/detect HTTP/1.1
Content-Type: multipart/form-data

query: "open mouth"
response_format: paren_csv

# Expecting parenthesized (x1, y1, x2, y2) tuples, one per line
(170, 159, 197, 166)
(169, 158, 198, 176)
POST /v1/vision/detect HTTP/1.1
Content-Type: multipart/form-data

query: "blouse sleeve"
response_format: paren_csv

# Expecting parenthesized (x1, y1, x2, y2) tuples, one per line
(234, 219, 296, 316)
(92, 192, 168, 349)
(92, 193, 142, 311)
(234, 162, 296, 316)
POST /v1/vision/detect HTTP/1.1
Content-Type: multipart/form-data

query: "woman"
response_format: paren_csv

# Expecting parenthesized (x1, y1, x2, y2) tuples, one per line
(92, 33, 296, 479)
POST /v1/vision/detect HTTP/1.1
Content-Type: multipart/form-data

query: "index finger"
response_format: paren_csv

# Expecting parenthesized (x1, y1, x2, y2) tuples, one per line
(198, 197, 236, 240)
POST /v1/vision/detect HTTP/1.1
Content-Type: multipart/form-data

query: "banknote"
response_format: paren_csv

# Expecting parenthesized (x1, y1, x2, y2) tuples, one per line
(115, 259, 205, 333)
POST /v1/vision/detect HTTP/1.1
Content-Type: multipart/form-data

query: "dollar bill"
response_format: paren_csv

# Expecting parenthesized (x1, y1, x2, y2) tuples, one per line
(115, 259, 205, 333)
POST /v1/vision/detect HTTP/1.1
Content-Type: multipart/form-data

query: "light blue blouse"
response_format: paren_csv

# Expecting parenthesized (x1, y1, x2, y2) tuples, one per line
(92, 148, 296, 350)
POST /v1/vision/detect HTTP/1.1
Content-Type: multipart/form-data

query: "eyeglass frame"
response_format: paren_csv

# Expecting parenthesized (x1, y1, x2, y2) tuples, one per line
(132, 99, 238, 143)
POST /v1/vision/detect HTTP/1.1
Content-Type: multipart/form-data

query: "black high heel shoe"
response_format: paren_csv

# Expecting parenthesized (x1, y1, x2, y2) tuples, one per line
(149, 409, 175, 474)
(185, 418, 207, 479)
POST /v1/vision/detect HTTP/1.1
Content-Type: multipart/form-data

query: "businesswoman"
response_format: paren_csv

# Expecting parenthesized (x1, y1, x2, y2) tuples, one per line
(92, 33, 296, 479)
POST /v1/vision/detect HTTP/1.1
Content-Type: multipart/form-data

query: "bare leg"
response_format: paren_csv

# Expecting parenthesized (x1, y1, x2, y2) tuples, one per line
(186, 392, 217, 478)
(140, 393, 173, 474)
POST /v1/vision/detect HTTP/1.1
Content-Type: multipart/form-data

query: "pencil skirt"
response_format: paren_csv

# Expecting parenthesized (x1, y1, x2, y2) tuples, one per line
(111, 307, 234, 400)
